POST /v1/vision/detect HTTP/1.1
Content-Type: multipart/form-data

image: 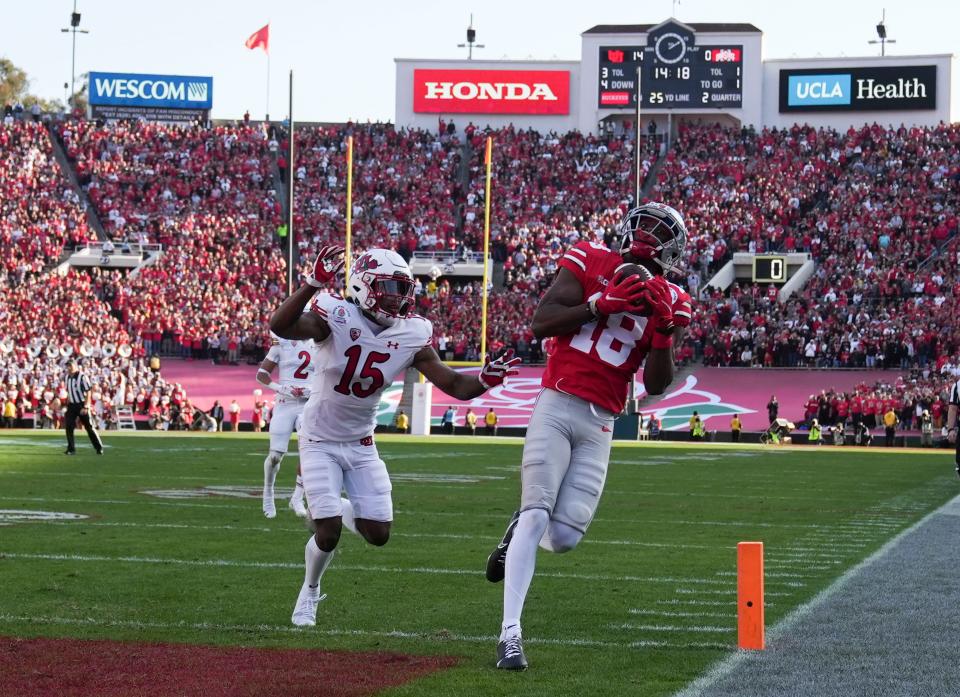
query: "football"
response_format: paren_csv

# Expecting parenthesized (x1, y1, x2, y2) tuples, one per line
(614, 263, 654, 315)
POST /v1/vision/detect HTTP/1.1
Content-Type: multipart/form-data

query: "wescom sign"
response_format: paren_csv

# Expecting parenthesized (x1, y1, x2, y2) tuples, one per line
(413, 69, 570, 115)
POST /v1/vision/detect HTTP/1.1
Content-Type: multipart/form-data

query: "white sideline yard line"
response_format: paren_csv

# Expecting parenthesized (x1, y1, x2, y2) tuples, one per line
(0, 495, 252, 510)
(612, 623, 735, 634)
(713, 571, 810, 579)
(45, 521, 277, 533)
(0, 495, 869, 532)
(675, 589, 793, 597)
(0, 613, 730, 652)
(629, 609, 735, 619)
(0, 551, 735, 586)
(656, 600, 775, 608)
(672, 492, 960, 697)
(0, 470, 218, 481)
(3, 519, 723, 551)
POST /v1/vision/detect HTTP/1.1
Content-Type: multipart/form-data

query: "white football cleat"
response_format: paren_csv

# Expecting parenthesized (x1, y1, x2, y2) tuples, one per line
(262, 490, 276, 519)
(291, 584, 326, 626)
(288, 496, 308, 518)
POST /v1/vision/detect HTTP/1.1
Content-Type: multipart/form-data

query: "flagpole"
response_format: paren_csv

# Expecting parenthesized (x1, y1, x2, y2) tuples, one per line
(287, 70, 295, 296)
(266, 50, 271, 120)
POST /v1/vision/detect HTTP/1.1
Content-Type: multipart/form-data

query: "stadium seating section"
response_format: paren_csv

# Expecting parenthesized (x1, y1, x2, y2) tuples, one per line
(1, 115, 957, 424)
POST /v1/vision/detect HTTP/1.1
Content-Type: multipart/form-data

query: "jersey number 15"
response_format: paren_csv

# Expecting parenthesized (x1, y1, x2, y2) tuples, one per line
(334, 346, 391, 398)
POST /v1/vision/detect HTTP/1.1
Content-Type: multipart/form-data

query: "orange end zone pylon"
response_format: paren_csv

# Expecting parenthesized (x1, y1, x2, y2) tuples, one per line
(737, 541, 764, 650)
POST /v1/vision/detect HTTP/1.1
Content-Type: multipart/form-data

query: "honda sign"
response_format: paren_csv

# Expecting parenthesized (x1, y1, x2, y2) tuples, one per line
(413, 69, 570, 115)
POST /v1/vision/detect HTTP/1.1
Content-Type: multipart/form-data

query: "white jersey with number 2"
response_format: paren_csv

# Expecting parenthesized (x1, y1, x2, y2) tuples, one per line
(266, 337, 315, 389)
(300, 293, 432, 442)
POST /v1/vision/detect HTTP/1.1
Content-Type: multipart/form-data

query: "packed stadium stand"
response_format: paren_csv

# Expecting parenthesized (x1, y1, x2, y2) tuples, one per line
(1, 114, 957, 428)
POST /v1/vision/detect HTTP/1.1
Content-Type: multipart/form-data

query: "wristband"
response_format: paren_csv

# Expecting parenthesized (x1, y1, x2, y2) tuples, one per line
(651, 332, 674, 350)
(268, 381, 284, 393)
(588, 298, 599, 318)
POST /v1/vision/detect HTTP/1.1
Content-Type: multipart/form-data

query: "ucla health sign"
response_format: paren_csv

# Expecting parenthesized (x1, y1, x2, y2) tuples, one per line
(88, 72, 213, 122)
(779, 65, 936, 112)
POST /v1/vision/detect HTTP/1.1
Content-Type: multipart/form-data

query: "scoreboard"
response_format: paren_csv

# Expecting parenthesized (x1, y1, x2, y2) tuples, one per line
(598, 22, 743, 109)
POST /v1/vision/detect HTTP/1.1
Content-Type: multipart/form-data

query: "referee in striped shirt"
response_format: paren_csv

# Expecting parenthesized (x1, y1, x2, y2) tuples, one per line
(65, 360, 103, 455)
(948, 376, 959, 477)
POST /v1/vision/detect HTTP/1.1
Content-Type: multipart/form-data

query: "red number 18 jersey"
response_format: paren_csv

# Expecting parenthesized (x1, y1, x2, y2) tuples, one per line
(541, 241, 690, 414)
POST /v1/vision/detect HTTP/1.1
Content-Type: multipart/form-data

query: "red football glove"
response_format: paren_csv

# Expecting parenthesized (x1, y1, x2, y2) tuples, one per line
(643, 276, 675, 334)
(478, 349, 521, 390)
(306, 245, 345, 288)
(591, 274, 649, 317)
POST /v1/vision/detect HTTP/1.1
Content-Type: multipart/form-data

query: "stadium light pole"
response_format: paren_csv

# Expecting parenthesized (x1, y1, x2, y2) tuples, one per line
(60, 0, 89, 110)
(868, 9, 896, 56)
(457, 14, 485, 59)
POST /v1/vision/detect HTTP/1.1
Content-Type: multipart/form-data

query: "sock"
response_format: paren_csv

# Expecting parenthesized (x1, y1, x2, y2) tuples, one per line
(304, 536, 335, 589)
(340, 497, 358, 535)
(293, 474, 304, 498)
(501, 508, 549, 640)
(263, 452, 282, 494)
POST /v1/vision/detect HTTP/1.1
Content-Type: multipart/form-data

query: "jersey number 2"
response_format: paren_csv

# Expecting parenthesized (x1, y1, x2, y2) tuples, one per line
(293, 351, 311, 379)
(334, 346, 390, 398)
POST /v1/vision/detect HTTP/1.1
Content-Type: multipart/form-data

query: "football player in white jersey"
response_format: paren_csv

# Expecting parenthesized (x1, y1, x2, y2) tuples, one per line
(256, 333, 315, 518)
(270, 245, 521, 627)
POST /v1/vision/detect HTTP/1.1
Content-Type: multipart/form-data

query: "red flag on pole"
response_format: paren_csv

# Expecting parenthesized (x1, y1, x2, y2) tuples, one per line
(245, 24, 269, 53)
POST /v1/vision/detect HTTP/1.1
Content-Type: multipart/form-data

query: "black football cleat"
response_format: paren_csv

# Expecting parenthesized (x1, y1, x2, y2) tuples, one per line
(486, 510, 520, 583)
(64, 449, 75, 455)
(96, 449, 103, 455)
(496, 633, 528, 671)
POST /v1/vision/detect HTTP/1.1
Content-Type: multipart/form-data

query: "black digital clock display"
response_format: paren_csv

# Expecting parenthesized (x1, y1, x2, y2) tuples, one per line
(598, 23, 743, 109)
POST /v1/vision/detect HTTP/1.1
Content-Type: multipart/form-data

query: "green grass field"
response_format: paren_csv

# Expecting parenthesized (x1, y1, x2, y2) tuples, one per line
(0, 432, 954, 696)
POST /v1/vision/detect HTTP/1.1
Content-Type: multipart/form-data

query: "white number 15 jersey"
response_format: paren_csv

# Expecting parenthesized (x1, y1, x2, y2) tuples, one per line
(300, 293, 433, 442)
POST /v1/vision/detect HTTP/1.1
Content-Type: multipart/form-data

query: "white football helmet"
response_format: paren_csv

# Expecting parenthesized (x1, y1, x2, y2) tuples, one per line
(348, 249, 416, 327)
(618, 202, 688, 274)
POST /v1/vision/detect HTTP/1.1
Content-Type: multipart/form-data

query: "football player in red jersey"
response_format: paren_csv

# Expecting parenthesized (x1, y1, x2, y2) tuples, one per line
(486, 202, 691, 670)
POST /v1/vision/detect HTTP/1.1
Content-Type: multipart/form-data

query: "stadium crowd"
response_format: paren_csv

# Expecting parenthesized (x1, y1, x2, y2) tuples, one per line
(1, 120, 90, 281)
(2, 114, 958, 429)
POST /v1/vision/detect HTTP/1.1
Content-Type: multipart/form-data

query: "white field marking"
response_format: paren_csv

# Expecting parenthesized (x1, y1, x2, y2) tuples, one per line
(674, 589, 792, 597)
(629, 609, 735, 619)
(0, 552, 734, 585)
(784, 545, 866, 552)
(630, 640, 733, 650)
(0, 495, 252, 510)
(0, 470, 217, 481)
(11, 520, 720, 552)
(601, 489, 858, 503)
(43, 521, 276, 533)
(0, 613, 729, 652)
(656, 599, 774, 609)
(611, 623, 735, 634)
(713, 571, 810, 579)
(673, 492, 960, 697)
(0, 494, 904, 536)
(767, 552, 846, 560)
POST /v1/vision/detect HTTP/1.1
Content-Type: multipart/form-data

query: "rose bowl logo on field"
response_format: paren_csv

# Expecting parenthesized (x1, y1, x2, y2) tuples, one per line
(414, 69, 570, 115)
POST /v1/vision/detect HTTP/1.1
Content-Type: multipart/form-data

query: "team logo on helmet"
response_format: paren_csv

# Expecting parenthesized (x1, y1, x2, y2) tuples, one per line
(353, 253, 380, 272)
